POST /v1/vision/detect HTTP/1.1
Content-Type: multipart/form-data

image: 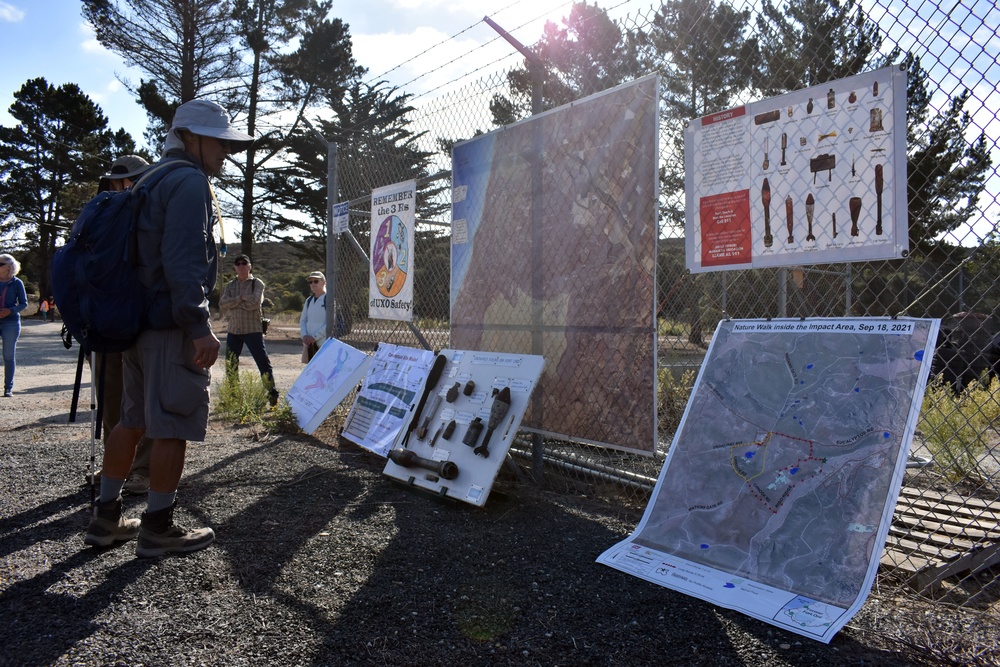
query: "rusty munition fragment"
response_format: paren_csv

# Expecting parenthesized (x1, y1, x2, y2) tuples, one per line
(762, 179, 773, 248)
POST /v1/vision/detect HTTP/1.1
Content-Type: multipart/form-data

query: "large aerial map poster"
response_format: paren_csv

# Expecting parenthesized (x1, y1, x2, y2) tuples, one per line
(598, 318, 939, 643)
(450, 75, 659, 454)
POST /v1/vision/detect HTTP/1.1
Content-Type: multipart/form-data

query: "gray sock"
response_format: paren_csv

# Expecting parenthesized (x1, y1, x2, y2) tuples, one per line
(146, 490, 177, 514)
(99, 476, 126, 504)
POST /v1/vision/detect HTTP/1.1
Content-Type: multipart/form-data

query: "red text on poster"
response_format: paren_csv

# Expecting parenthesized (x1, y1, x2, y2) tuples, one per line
(700, 190, 751, 267)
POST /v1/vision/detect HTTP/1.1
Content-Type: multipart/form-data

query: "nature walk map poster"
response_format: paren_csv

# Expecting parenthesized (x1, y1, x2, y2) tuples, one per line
(598, 318, 939, 643)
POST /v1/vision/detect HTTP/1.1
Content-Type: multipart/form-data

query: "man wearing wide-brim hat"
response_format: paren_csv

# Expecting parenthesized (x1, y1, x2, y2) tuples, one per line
(91, 152, 155, 497)
(85, 99, 254, 559)
(98, 155, 150, 193)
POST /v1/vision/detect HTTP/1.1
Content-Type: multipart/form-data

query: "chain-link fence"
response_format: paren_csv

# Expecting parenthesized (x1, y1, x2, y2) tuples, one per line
(322, 0, 1000, 610)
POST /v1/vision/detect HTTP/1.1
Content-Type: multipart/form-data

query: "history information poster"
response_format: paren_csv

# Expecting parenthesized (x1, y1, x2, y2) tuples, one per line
(685, 66, 907, 272)
(598, 318, 939, 643)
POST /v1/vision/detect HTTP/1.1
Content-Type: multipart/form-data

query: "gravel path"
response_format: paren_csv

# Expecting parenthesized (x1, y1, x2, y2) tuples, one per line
(0, 320, 993, 666)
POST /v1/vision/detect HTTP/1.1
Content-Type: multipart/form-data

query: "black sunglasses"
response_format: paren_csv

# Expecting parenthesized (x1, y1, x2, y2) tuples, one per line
(308, 279, 321, 284)
(234, 260, 249, 266)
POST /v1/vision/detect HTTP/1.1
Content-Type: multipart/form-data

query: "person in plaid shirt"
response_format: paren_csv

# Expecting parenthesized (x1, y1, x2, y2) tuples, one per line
(219, 254, 279, 406)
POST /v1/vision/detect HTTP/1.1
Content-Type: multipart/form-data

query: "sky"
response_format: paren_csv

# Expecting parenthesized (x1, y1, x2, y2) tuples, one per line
(0, 0, 644, 145)
(0, 0, 995, 242)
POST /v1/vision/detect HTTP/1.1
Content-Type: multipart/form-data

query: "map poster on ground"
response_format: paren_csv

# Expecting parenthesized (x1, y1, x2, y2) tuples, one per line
(598, 318, 939, 643)
(341, 343, 436, 457)
(285, 338, 372, 435)
(369, 180, 415, 321)
(684, 65, 907, 273)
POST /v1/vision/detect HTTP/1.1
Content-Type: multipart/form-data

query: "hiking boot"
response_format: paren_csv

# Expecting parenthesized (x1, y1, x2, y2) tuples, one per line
(136, 503, 215, 558)
(84, 496, 140, 547)
(123, 473, 150, 495)
(269, 390, 279, 407)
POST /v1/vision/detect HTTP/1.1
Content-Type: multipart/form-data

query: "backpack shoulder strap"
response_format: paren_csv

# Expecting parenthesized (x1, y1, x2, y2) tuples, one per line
(132, 159, 201, 191)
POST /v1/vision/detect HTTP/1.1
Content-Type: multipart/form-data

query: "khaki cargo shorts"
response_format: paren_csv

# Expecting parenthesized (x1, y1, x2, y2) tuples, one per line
(120, 329, 211, 441)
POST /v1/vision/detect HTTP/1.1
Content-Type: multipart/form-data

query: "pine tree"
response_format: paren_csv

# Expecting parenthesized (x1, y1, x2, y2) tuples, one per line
(755, 0, 991, 251)
(0, 78, 121, 296)
(489, 1, 638, 126)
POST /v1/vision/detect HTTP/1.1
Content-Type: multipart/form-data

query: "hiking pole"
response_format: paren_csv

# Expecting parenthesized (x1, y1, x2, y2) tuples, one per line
(89, 351, 97, 507)
(69, 346, 84, 422)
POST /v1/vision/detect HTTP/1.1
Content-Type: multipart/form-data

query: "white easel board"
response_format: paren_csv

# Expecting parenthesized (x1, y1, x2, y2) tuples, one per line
(286, 338, 372, 434)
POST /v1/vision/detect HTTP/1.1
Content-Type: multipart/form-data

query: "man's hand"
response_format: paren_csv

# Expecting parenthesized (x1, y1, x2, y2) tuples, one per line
(192, 333, 221, 368)
(302, 335, 316, 346)
(0, 308, 10, 318)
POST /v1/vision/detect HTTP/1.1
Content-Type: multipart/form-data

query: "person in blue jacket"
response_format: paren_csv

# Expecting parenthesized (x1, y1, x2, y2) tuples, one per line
(84, 99, 254, 558)
(0, 253, 28, 397)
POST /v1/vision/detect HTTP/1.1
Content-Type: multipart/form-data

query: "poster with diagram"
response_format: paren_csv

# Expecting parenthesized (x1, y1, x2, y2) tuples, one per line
(685, 65, 907, 272)
(369, 179, 415, 321)
(598, 318, 939, 643)
(341, 344, 437, 457)
(285, 338, 372, 434)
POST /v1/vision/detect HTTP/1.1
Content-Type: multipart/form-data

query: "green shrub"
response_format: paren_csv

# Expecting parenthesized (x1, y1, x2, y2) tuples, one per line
(214, 360, 300, 435)
(658, 367, 696, 437)
(919, 374, 999, 483)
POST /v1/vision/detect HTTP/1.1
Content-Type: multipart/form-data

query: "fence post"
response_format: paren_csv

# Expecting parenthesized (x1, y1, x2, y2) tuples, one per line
(303, 118, 340, 342)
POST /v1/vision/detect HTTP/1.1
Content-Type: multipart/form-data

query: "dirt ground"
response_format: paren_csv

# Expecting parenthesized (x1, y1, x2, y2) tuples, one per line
(1, 319, 997, 666)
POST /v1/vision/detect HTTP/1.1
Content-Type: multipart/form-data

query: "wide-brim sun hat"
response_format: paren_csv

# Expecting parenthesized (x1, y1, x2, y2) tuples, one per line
(102, 154, 150, 180)
(170, 99, 254, 151)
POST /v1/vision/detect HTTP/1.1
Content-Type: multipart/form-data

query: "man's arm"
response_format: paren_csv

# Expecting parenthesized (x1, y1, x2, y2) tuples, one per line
(160, 171, 215, 341)
(240, 277, 265, 311)
(218, 280, 240, 311)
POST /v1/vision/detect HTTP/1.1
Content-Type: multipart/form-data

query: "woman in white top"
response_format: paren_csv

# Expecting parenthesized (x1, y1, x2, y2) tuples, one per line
(299, 271, 328, 362)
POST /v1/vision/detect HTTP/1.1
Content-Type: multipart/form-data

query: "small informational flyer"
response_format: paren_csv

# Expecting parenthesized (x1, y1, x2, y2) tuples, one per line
(685, 66, 907, 272)
(341, 343, 436, 457)
(597, 318, 939, 643)
(285, 338, 372, 434)
(369, 180, 415, 321)
(333, 201, 350, 234)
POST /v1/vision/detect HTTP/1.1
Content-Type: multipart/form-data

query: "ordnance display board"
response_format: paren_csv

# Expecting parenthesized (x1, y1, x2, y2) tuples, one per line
(382, 349, 545, 507)
(684, 65, 907, 272)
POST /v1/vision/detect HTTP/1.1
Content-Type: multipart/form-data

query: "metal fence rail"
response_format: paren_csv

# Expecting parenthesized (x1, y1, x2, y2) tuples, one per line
(324, 0, 1000, 609)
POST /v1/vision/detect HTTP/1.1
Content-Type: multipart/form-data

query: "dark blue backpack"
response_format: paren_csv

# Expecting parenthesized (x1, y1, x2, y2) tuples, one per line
(52, 160, 193, 354)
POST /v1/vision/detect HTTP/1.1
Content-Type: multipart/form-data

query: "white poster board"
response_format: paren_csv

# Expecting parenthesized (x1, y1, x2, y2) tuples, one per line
(598, 318, 939, 643)
(285, 338, 372, 434)
(369, 179, 415, 320)
(685, 66, 907, 272)
(382, 349, 545, 507)
(341, 344, 436, 457)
